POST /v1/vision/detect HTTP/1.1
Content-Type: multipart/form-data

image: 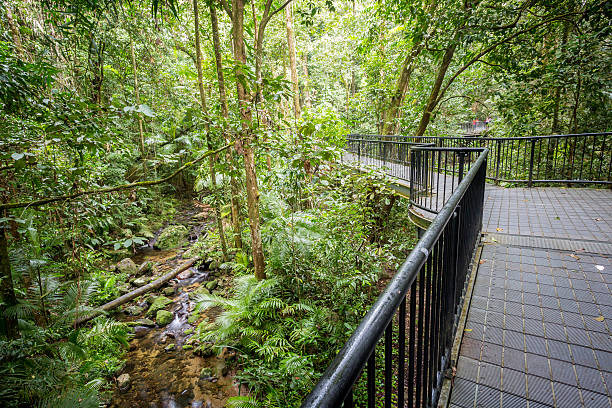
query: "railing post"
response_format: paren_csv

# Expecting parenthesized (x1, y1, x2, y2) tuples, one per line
(458, 152, 466, 184)
(528, 138, 536, 187)
(495, 140, 501, 184)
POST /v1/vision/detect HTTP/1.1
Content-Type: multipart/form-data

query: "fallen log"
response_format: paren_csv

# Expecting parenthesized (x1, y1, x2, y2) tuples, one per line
(75, 257, 200, 326)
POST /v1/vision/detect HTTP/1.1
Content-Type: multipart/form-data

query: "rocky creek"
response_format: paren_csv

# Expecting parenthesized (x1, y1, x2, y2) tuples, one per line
(108, 202, 240, 407)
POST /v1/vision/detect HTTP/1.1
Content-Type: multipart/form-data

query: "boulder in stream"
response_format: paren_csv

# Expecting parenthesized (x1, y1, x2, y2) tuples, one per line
(156, 310, 174, 326)
(187, 312, 200, 325)
(124, 305, 143, 316)
(116, 258, 138, 275)
(136, 261, 154, 276)
(188, 286, 209, 300)
(147, 295, 172, 316)
(155, 225, 188, 250)
(135, 318, 155, 327)
(199, 367, 213, 379)
(117, 373, 131, 392)
(205, 279, 218, 291)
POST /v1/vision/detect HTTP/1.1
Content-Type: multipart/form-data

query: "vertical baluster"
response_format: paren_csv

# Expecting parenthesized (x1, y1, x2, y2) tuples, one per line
(367, 351, 375, 408)
(424, 253, 433, 406)
(399, 298, 406, 408)
(579, 134, 586, 180)
(429, 243, 438, 405)
(385, 322, 392, 408)
(588, 135, 595, 180)
(535, 138, 542, 181)
(528, 139, 536, 187)
(416, 267, 425, 406)
(408, 280, 417, 406)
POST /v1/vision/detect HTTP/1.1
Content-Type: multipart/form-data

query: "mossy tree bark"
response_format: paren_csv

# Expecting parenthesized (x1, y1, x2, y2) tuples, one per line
(210, 2, 243, 250)
(0, 222, 19, 338)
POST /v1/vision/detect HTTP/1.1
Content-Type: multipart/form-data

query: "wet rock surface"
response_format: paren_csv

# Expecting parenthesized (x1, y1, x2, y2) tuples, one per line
(110, 202, 237, 407)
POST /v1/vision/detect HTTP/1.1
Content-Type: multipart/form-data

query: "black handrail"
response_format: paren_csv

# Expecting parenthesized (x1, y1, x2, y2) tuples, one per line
(347, 132, 612, 185)
(301, 148, 488, 407)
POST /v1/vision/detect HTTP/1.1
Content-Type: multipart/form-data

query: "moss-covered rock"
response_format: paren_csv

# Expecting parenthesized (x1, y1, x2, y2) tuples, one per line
(156, 310, 174, 326)
(136, 261, 154, 276)
(205, 279, 218, 291)
(155, 225, 188, 250)
(187, 312, 200, 325)
(116, 258, 138, 274)
(147, 295, 172, 316)
(188, 286, 209, 300)
(164, 343, 176, 351)
(199, 367, 213, 379)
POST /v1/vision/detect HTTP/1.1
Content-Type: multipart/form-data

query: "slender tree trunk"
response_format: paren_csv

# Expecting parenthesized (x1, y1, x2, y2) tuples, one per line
(285, 3, 300, 119)
(130, 37, 146, 170)
(302, 52, 312, 108)
(6, 7, 24, 59)
(415, 42, 457, 137)
(210, 3, 243, 250)
(0, 222, 19, 338)
(381, 43, 423, 135)
(232, 0, 266, 280)
(193, 0, 228, 261)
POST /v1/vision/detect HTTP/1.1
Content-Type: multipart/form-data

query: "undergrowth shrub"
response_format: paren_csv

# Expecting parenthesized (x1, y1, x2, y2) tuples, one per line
(195, 163, 417, 407)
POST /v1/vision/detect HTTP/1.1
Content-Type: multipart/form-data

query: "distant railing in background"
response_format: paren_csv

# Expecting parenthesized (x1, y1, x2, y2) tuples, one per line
(301, 148, 488, 407)
(348, 133, 612, 186)
(460, 121, 490, 134)
(343, 137, 433, 182)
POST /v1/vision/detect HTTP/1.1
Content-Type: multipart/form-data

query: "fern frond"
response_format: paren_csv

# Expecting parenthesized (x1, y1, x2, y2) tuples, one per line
(226, 396, 262, 408)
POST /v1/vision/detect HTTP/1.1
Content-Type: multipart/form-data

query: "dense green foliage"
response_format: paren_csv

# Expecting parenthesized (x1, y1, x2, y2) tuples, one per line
(1, 0, 609, 406)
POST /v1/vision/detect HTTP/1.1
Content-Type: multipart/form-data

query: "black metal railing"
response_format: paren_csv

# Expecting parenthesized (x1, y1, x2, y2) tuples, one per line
(348, 132, 612, 186)
(410, 147, 485, 215)
(343, 137, 433, 182)
(301, 148, 488, 408)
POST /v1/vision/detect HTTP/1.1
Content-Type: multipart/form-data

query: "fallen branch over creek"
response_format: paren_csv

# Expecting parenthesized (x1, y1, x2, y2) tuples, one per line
(75, 256, 200, 326)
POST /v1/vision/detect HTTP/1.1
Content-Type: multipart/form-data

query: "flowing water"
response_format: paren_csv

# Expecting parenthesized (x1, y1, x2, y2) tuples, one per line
(109, 203, 239, 407)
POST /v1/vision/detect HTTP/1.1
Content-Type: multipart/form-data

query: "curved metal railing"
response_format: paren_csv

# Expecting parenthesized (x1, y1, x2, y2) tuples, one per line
(301, 148, 488, 407)
(348, 132, 612, 186)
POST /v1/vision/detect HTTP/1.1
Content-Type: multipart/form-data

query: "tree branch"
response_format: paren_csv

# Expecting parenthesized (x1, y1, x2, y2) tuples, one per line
(174, 43, 197, 63)
(217, 0, 232, 19)
(1, 143, 234, 211)
(266, 0, 293, 23)
(434, 11, 579, 108)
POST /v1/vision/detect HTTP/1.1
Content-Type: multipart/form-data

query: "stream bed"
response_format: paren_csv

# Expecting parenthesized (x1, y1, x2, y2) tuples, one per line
(108, 203, 239, 407)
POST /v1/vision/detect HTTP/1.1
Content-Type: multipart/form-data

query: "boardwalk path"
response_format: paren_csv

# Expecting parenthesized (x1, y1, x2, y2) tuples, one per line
(451, 187, 612, 408)
(343, 153, 612, 407)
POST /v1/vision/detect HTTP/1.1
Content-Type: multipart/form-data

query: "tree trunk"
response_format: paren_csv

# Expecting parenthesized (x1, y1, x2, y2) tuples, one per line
(302, 52, 312, 108)
(381, 43, 423, 135)
(0, 222, 19, 338)
(6, 6, 24, 59)
(193, 0, 228, 261)
(415, 42, 457, 137)
(130, 37, 146, 170)
(285, 3, 300, 119)
(232, 0, 266, 280)
(210, 2, 243, 250)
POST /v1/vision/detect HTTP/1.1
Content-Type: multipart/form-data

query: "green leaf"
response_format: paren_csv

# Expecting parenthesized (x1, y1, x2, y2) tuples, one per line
(137, 104, 155, 117)
(11, 153, 24, 161)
